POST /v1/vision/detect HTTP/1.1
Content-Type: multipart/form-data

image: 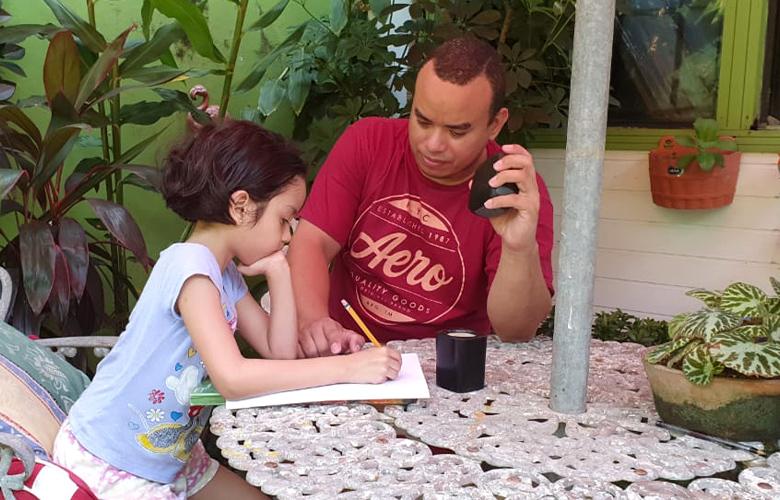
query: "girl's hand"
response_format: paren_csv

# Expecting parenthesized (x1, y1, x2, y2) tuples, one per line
(237, 251, 289, 277)
(344, 347, 402, 384)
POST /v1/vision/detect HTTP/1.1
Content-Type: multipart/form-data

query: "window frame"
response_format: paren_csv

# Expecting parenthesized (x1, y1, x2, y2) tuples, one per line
(525, 0, 780, 153)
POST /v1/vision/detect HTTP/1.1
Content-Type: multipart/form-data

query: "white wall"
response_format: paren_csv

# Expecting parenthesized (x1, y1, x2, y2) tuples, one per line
(533, 150, 780, 320)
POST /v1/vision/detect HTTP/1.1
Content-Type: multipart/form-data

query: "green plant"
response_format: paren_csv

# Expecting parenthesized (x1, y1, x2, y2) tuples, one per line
(646, 278, 780, 385)
(237, 0, 405, 171)
(675, 117, 738, 173)
(0, 0, 229, 337)
(536, 306, 668, 347)
(245, 0, 585, 170)
(398, 0, 578, 137)
(592, 309, 668, 347)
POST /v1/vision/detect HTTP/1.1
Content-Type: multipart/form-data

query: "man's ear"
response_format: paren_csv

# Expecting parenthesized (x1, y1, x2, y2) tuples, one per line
(228, 190, 251, 225)
(488, 107, 509, 140)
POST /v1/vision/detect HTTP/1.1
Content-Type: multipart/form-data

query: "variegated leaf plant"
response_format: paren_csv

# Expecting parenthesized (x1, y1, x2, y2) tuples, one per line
(646, 278, 780, 385)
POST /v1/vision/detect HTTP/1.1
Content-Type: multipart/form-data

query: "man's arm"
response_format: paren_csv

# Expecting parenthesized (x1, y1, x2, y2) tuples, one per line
(484, 144, 553, 341)
(287, 219, 365, 356)
(488, 244, 552, 341)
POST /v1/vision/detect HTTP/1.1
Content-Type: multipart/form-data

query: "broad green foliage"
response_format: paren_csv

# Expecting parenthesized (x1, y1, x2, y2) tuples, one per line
(676, 309, 742, 342)
(682, 345, 721, 386)
(720, 282, 767, 317)
(676, 117, 738, 173)
(686, 288, 721, 308)
(646, 277, 780, 385)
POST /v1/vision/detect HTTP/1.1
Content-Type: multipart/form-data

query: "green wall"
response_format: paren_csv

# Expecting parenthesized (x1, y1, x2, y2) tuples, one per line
(3, 0, 310, 294)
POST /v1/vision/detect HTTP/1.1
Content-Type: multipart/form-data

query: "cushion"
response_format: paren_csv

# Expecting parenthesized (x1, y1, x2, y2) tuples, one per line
(0, 322, 90, 457)
(6, 456, 97, 499)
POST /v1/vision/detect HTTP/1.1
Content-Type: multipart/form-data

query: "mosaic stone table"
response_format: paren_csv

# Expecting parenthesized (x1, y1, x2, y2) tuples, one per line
(209, 337, 780, 499)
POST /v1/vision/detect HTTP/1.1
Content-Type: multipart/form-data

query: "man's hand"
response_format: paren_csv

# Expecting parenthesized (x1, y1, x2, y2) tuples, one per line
(484, 144, 540, 253)
(298, 317, 365, 357)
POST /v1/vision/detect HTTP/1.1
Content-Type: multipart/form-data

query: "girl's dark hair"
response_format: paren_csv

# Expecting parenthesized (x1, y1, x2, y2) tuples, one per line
(162, 120, 307, 224)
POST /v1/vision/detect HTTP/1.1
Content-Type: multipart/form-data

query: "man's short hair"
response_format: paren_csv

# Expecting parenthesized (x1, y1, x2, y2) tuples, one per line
(426, 36, 506, 118)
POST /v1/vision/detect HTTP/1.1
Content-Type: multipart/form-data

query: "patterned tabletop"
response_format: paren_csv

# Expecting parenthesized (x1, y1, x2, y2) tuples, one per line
(209, 337, 780, 499)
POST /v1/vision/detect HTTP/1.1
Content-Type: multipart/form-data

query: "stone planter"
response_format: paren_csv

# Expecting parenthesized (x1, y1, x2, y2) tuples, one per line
(643, 359, 780, 442)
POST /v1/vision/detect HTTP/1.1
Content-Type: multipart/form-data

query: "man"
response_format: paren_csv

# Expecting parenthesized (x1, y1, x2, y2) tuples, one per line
(288, 36, 554, 357)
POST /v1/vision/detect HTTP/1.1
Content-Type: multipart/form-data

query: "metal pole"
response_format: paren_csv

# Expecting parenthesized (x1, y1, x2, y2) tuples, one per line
(550, 0, 616, 414)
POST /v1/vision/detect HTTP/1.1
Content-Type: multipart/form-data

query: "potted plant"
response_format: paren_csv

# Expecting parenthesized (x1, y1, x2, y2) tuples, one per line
(643, 278, 780, 442)
(648, 118, 741, 209)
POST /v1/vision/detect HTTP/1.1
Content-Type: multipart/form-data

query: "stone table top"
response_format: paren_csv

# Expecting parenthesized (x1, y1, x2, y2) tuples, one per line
(209, 337, 780, 499)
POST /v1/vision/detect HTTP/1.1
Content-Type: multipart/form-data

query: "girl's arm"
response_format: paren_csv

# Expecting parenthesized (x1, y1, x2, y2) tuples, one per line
(178, 275, 402, 400)
(234, 252, 297, 360)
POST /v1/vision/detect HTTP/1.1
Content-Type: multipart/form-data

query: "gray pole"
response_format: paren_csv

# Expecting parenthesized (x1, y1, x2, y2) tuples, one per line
(549, 0, 616, 413)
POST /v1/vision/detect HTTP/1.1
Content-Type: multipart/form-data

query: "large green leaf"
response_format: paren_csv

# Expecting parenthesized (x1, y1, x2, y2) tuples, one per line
(121, 65, 189, 85)
(330, 0, 348, 35)
(148, 88, 209, 123)
(685, 288, 721, 308)
(731, 324, 769, 340)
(19, 220, 56, 315)
(86, 198, 151, 269)
(720, 282, 768, 318)
(697, 152, 716, 171)
(677, 309, 742, 341)
(0, 24, 59, 44)
(709, 333, 780, 378)
(120, 23, 184, 75)
(119, 100, 178, 125)
(681, 345, 721, 385)
(369, 0, 392, 17)
(258, 79, 286, 116)
(0, 168, 24, 199)
(235, 22, 307, 92)
(665, 338, 703, 369)
(57, 217, 89, 300)
(141, 0, 154, 40)
(693, 117, 719, 143)
(41, 0, 106, 53)
(248, 0, 289, 30)
(645, 337, 692, 365)
(49, 245, 71, 324)
(287, 69, 311, 116)
(75, 25, 134, 109)
(43, 31, 80, 106)
(150, 0, 224, 63)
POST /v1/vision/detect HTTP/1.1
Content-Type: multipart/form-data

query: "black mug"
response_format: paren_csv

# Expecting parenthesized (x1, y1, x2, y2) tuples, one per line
(436, 329, 487, 392)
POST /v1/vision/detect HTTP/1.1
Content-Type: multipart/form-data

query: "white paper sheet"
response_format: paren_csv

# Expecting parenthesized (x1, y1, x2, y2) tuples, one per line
(226, 353, 430, 409)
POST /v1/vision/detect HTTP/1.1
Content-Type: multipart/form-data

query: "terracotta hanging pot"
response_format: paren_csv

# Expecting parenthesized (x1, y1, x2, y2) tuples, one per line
(648, 136, 741, 209)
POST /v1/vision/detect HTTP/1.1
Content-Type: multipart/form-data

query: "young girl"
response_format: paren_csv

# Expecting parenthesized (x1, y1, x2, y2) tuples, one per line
(52, 120, 402, 499)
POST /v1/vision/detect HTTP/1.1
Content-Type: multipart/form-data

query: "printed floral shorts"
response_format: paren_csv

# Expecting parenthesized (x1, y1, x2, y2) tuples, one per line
(53, 418, 219, 499)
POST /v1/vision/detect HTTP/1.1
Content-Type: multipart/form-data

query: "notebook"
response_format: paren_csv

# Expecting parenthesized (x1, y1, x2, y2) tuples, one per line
(222, 353, 430, 410)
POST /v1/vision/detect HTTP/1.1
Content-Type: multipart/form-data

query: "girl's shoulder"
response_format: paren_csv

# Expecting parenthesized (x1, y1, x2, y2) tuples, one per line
(154, 243, 221, 281)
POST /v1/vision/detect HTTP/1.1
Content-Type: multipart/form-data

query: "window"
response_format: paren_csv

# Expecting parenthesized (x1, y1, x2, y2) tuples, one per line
(759, 0, 779, 126)
(608, 1, 724, 127)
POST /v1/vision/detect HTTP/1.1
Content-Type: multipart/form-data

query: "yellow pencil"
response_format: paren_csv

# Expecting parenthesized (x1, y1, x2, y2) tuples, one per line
(340, 299, 382, 347)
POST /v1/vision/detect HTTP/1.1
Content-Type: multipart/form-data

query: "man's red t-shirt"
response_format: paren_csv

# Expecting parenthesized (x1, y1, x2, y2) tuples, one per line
(300, 118, 554, 343)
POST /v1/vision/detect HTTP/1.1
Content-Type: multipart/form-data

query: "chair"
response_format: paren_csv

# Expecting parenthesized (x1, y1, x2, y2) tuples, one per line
(0, 266, 117, 498)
